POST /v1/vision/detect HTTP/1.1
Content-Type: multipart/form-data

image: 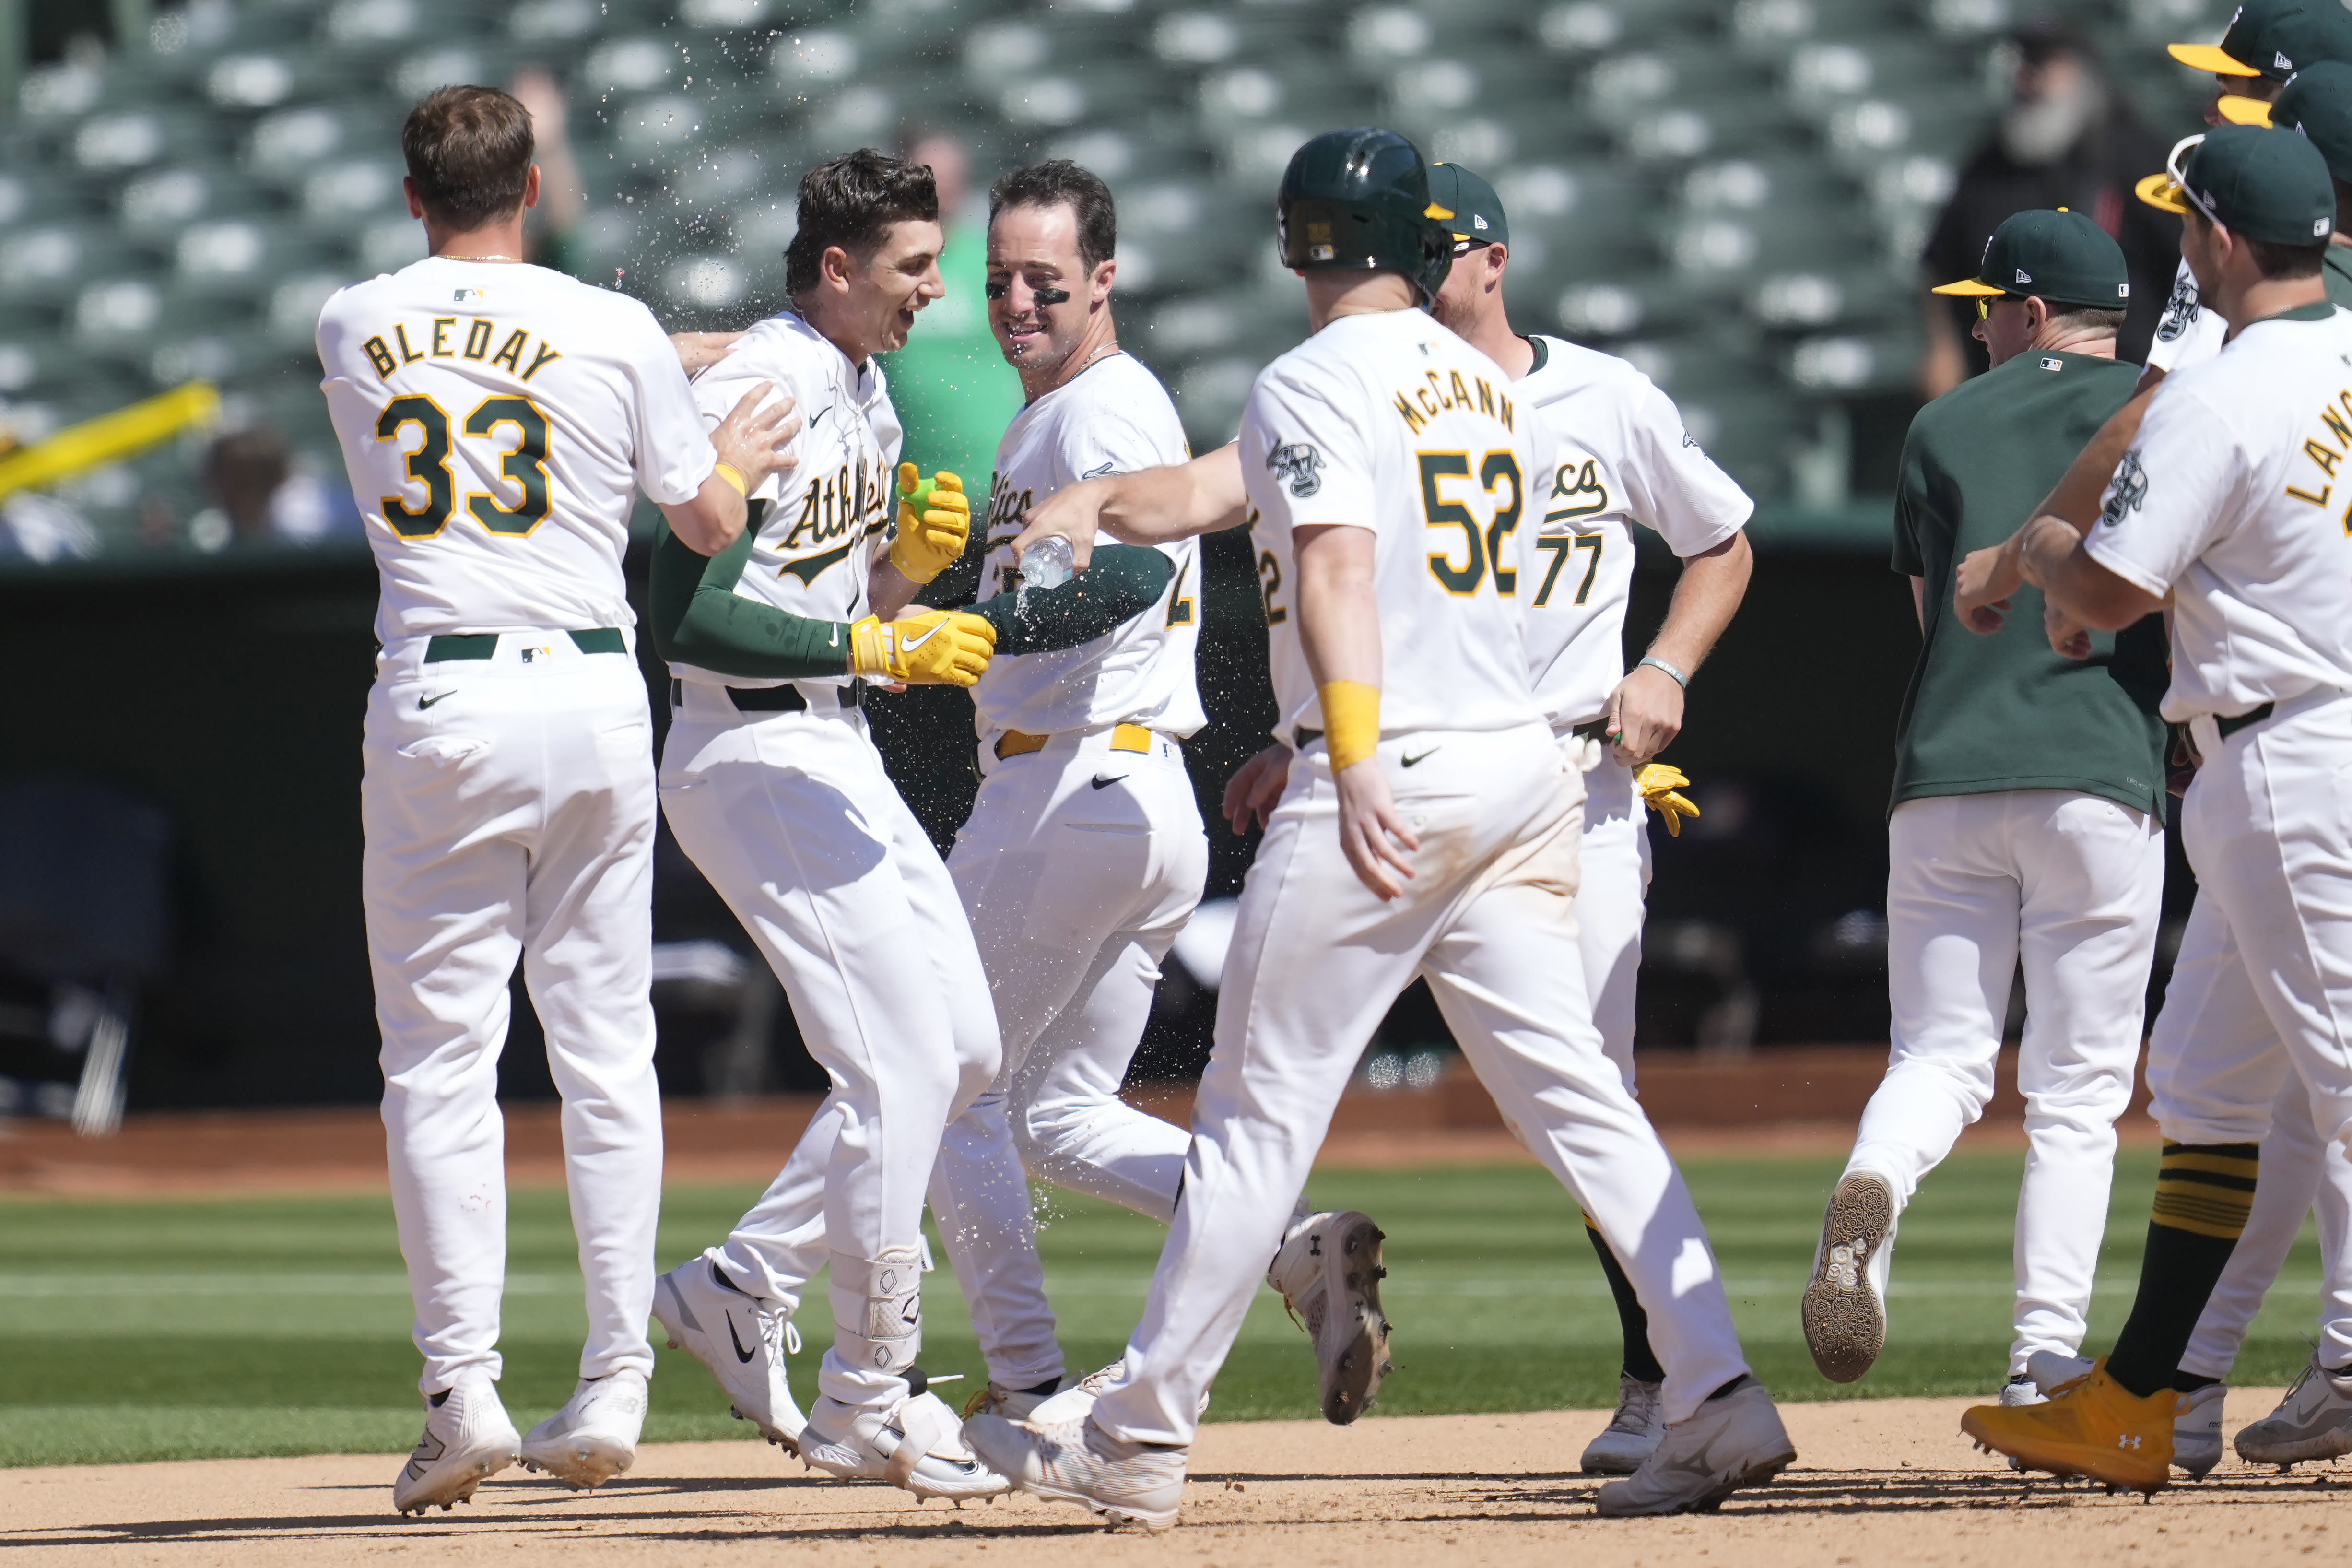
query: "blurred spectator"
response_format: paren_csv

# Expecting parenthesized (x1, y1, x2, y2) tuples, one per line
(879, 126, 1025, 487)
(192, 428, 360, 552)
(512, 67, 590, 276)
(1918, 20, 2178, 397)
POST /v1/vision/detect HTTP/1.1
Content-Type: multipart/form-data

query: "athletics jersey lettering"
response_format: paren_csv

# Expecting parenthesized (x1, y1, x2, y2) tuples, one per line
(1391, 367, 1513, 435)
(2286, 389, 2352, 509)
(361, 317, 563, 383)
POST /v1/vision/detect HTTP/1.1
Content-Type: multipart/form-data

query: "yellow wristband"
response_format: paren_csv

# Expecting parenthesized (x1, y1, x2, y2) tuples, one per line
(714, 462, 747, 496)
(1318, 680, 1381, 772)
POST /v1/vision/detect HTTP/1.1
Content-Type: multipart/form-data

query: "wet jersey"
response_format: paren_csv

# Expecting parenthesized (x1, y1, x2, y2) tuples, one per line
(318, 256, 715, 644)
(971, 352, 1204, 739)
(1517, 334, 1752, 732)
(1239, 308, 1540, 741)
(673, 310, 903, 691)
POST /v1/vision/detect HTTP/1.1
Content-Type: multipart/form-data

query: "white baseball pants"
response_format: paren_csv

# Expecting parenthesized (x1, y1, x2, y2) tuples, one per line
(925, 728, 1208, 1391)
(1576, 754, 1651, 1086)
(364, 629, 662, 1397)
(2182, 1067, 2352, 1379)
(1091, 722, 1752, 1445)
(658, 691, 1000, 1410)
(2149, 693, 2352, 1153)
(1845, 790, 2164, 1374)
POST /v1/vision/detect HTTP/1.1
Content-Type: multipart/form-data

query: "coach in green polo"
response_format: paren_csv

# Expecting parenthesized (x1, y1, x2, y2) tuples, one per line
(1802, 209, 2172, 1412)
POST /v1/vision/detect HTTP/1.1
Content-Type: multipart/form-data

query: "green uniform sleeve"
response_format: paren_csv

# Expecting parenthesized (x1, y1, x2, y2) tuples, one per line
(649, 510, 856, 680)
(968, 543, 1176, 655)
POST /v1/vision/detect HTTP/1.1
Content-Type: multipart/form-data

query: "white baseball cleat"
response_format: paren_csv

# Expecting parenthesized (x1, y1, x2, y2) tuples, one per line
(1580, 1373, 1666, 1474)
(1265, 1209, 1393, 1425)
(796, 1388, 1012, 1500)
(1594, 1377, 1796, 1517)
(392, 1374, 521, 1516)
(964, 1411, 1187, 1532)
(962, 1376, 1066, 1423)
(1026, 1360, 1126, 1426)
(1801, 1171, 1896, 1384)
(2234, 1355, 2352, 1468)
(650, 1250, 805, 1451)
(2173, 1381, 2227, 1477)
(519, 1368, 647, 1490)
(1999, 1375, 2045, 1407)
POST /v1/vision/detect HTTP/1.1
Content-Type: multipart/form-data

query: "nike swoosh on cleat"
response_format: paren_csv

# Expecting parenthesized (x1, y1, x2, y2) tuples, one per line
(1401, 748, 1438, 766)
(728, 1318, 759, 1364)
(1091, 775, 1127, 790)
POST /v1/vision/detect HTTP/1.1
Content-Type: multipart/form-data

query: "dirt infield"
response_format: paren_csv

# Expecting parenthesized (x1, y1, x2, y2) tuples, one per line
(0, 1047, 2154, 1196)
(5, 1395, 2343, 1566)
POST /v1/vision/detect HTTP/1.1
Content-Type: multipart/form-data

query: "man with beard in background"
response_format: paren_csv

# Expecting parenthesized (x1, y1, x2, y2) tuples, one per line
(1919, 17, 2177, 395)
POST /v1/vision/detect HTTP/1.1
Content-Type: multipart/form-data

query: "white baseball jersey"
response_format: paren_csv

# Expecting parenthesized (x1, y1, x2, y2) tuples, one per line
(318, 256, 716, 643)
(675, 310, 903, 690)
(972, 352, 1205, 738)
(1239, 308, 1540, 740)
(2086, 304, 2352, 719)
(1518, 334, 1752, 731)
(2144, 259, 2228, 376)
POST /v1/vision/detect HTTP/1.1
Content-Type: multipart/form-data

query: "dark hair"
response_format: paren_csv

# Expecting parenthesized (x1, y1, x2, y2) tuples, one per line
(2186, 206, 2329, 279)
(988, 159, 1117, 272)
(785, 149, 940, 298)
(401, 85, 534, 230)
(2046, 305, 2128, 334)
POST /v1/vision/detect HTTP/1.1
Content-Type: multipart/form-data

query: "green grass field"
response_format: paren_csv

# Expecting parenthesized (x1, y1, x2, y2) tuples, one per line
(0, 1147, 2328, 1467)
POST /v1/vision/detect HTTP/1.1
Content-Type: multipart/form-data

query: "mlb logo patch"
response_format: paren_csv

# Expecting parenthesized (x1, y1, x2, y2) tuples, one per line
(2040, 357, 2064, 372)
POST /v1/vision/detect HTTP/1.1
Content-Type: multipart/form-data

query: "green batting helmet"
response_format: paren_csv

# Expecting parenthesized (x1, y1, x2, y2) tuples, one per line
(1276, 127, 1452, 306)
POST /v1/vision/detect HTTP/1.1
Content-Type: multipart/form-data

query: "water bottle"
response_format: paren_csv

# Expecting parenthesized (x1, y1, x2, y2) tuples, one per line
(1020, 535, 1075, 590)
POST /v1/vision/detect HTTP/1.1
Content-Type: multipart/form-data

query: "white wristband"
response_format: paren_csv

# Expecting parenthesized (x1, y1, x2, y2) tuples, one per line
(1638, 655, 1689, 689)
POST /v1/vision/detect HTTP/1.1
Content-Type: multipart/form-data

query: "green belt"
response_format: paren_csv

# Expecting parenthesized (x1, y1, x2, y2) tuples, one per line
(670, 677, 864, 713)
(2215, 702, 2275, 742)
(423, 627, 625, 662)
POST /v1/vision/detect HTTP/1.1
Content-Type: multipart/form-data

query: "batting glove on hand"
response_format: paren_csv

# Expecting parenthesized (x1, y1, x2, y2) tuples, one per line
(848, 610, 995, 687)
(889, 463, 970, 584)
(1635, 762, 1701, 837)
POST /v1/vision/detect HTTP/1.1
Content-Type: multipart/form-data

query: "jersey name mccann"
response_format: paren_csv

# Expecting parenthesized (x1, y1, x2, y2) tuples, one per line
(971, 352, 1205, 740)
(318, 256, 715, 645)
(1241, 309, 1541, 741)
(672, 311, 903, 689)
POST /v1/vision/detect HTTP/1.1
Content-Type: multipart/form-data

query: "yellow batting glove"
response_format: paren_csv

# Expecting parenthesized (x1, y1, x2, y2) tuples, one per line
(889, 463, 970, 585)
(847, 610, 995, 687)
(1635, 762, 1700, 837)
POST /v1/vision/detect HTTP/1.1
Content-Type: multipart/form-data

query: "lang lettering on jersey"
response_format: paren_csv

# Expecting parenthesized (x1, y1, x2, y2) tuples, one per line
(361, 316, 564, 384)
(2285, 387, 2352, 509)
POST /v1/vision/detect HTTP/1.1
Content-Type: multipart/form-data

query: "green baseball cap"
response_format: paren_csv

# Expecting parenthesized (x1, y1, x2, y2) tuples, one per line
(2220, 59, 2352, 184)
(2170, 0, 2352, 81)
(1426, 163, 1509, 253)
(2140, 123, 2336, 243)
(1931, 207, 2130, 311)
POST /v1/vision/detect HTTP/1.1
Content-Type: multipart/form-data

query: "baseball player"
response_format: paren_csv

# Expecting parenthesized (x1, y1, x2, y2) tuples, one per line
(2046, 66, 2352, 1471)
(317, 85, 796, 1513)
(1955, 125, 2352, 1492)
(1797, 211, 2171, 1425)
(1221, 161, 1758, 1474)
(640, 148, 1014, 1501)
(964, 128, 1794, 1528)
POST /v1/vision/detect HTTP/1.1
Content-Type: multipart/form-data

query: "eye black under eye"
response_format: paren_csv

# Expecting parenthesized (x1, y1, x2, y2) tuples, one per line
(1033, 287, 1071, 306)
(985, 281, 1008, 299)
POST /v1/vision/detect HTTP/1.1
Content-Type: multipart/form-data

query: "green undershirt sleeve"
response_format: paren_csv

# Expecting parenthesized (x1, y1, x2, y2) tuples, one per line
(649, 509, 856, 681)
(969, 543, 1176, 655)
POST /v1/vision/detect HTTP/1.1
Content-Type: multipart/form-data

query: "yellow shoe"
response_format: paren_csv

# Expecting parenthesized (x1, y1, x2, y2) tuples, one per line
(1960, 1360, 2178, 1492)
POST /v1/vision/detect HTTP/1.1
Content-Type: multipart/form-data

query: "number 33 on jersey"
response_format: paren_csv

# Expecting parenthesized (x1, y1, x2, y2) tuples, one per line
(318, 260, 717, 644)
(1240, 309, 1543, 742)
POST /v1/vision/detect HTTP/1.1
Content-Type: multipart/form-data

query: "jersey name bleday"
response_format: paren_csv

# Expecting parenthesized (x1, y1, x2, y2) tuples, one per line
(1517, 334, 1752, 732)
(972, 352, 1204, 739)
(674, 310, 904, 690)
(2087, 305, 2352, 719)
(317, 257, 715, 643)
(1241, 308, 1540, 740)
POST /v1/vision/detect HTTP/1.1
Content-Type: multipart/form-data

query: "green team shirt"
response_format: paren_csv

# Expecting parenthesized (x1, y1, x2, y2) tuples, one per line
(1890, 347, 2169, 816)
(2327, 245, 2352, 309)
(879, 218, 1026, 486)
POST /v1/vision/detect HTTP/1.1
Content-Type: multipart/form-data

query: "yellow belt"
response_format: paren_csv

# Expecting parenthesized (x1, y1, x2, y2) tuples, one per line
(995, 723, 1154, 761)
